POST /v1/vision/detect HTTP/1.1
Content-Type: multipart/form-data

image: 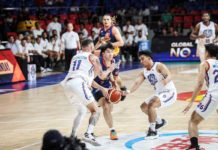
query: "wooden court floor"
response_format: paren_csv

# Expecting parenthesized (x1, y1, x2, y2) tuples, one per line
(0, 63, 217, 150)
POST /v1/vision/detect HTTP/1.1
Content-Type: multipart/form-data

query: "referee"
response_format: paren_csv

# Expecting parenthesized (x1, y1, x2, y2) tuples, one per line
(61, 23, 80, 71)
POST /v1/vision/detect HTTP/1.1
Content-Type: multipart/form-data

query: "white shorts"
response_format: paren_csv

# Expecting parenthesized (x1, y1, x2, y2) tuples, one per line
(145, 89, 177, 108)
(195, 93, 218, 119)
(64, 77, 95, 106)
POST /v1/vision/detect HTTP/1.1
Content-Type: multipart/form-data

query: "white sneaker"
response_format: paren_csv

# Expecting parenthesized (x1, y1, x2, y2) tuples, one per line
(40, 67, 46, 73)
(46, 68, 53, 72)
(83, 132, 101, 146)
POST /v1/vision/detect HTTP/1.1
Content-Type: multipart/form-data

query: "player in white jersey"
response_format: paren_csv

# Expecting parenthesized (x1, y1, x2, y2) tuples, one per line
(183, 44, 218, 150)
(123, 51, 177, 139)
(61, 39, 115, 145)
(190, 12, 218, 62)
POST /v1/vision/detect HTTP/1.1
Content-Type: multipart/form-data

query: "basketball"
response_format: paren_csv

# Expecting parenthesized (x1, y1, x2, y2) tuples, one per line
(108, 89, 122, 104)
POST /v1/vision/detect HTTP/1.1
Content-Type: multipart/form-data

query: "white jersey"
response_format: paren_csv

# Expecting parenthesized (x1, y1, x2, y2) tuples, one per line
(198, 21, 216, 44)
(205, 59, 218, 94)
(65, 52, 94, 86)
(143, 62, 175, 92)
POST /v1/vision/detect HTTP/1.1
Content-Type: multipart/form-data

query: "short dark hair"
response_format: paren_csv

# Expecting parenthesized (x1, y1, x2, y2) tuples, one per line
(138, 51, 153, 59)
(205, 44, 218, 59)
(202, 12, 210, 17)
(81, 38, 93, 48)
(41, 130, 63, 150)
(100, 42, 114, 53)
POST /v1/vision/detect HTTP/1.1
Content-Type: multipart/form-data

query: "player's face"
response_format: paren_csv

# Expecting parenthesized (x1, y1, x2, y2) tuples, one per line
(202, 13, 210, 22)
(139, 55, 150, 68)
(103, 15, 112, 27)
(103, 48, 113, 61)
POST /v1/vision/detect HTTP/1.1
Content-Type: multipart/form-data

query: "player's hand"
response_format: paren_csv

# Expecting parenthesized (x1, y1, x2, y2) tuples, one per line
(121, 89, 130, 96)
(101, 87, 109, 99)
(182, 102, 193, 114)
(198, 34, 205, 39)
(108, 63, 115, 72)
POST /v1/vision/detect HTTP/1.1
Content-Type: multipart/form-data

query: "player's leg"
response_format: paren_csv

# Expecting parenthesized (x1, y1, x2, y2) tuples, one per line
(187, 94, 218, 150)
(99, 97, 118, 140)
(187, 111, 203, 150)
(71, 103, 87, 138)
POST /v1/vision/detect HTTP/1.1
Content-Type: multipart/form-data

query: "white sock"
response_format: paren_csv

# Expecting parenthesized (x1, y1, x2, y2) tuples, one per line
(149, 122, 156, 131)
(87, 124, 94, 134)
(156, 116, 163, 124)
(110, 128, 115, 131)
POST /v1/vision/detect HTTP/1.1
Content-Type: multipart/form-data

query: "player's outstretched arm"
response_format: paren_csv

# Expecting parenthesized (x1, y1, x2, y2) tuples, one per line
(183, 62, 208, 114)
(126, 71, 145, 94)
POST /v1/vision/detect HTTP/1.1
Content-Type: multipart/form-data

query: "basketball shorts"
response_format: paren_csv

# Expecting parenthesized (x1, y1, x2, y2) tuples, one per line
(195, 93, 218, 119)
(92, 89, 104, 102)
(64, 77, 95, 106)
(145, 88, 177, 108)
(196, 44, 205, 56)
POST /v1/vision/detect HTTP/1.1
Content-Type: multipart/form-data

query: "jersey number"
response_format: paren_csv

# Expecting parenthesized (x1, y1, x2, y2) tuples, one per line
(72, 60, 81, 71)
(214, 69, 218, 83)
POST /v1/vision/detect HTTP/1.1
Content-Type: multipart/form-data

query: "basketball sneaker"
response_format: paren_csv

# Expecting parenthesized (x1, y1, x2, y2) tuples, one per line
(110, 130, 118, 140)
(155, 119, 167, 130)
(144, 128, 158, 140)
(186, 145, 200, 150)
(83, 132, 100, 146)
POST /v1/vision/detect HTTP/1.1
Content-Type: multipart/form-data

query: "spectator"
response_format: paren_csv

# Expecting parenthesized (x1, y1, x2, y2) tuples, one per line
(122, 20, 135, 39)
(135, 19, 148, 38)
(88, 30, 98, 44)
(134, 30, 147, 61)
(61, 23, 80, 71)
(6, 36, 28, 79)
(122, 32, 133, 62)
(0, 40, 5, 49)
(161, 11, 173, 25)
(41, 31, 49, 52)
(15, 33, 24, 46)
(32, 22, 44, 38)
(34, 36, 48, 72)
(162, 28, 168, 36)
(79, 23, 88, 39)
(92, 22, 101, 40)
(6, 36, 20, 56)
(47, 16, 62, 38)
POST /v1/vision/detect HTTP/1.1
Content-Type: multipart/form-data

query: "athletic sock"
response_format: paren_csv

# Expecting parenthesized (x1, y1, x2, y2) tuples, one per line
(110, 128, 115, 132)
(156, 116, 163, 124)
(87, 124, 94, 134)
(149, 122, 156, 131)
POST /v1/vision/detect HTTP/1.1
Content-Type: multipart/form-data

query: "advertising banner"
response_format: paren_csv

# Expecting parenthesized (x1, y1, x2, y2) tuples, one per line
(151, 36, 199, 61)
(0, 49, 25, 84)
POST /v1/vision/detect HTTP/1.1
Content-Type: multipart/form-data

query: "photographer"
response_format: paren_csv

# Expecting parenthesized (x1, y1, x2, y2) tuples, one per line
(42, 129, 88, 150)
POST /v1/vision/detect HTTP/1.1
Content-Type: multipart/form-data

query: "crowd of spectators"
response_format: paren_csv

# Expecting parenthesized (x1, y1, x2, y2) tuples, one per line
(0, 0, 217, 72)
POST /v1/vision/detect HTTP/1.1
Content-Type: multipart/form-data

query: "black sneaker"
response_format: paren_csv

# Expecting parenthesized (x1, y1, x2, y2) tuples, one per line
(186, 145, 200, 150)
(155, 119, 167, 130)
(144, 129, 158, 140)
(83, 132, 101, 146)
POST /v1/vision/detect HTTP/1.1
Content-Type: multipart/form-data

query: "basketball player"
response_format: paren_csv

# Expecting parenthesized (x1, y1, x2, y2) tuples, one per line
(183, 44, 218, 150)
(92, 43, 119, 140)
(123, 51, 177, 139)
(61, 39, 115, 145)
(95, 14, 124, 87)
(190, 12, 218, 62)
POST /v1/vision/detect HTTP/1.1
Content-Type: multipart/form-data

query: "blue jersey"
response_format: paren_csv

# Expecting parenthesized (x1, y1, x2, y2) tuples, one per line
(94, 57, 115, 88)
(99, 26, 120, 57)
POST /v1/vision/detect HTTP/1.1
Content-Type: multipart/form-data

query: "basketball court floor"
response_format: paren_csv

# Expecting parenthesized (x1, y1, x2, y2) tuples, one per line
(0, 62, 218, 150)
